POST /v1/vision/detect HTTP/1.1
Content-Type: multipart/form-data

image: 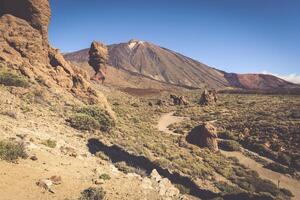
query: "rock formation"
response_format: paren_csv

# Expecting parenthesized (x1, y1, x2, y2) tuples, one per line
(0, 0, 111, 111)
(170, 94, 188, 106)
(0, 0, 51, 43)
(88, 41, 108, 83)
(186, 122, 218, 152)
(199, 89, 217, 106)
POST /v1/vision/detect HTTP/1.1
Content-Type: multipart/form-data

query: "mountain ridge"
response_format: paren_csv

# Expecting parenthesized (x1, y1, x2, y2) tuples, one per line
(64, 39, 300, 91)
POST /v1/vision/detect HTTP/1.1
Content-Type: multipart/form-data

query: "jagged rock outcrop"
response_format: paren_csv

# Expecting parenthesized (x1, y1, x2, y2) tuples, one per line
(0, 0, 112, 111)
(88, 41, 108, 83)
(186, 122, 218, 152)
(199, 89, 217, 106)
(0, 0, 51, 44)
(170, 94, 188, 106)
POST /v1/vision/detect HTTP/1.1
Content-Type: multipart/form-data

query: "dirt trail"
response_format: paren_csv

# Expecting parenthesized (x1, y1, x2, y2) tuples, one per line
(156, 112, 187, 136)
(221, 150, 300, 199)
(157, 112, 300, 199)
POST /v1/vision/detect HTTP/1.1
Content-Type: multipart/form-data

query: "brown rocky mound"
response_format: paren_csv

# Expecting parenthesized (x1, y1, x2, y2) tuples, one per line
(199, 89, 217, 106)
(88, 41, 108, 83)
(170, 94, 188, 106)
(186, 122, 218, 152)
(0, 0, 111, 110)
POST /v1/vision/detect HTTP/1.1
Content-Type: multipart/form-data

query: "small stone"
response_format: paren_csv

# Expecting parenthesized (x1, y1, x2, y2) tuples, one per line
(49, 175, 62, 185)
(94, 179, 103, 185)
(150, 169, 162, 182)
(36, 179, 53, 191)
(30, 155, 38, 161)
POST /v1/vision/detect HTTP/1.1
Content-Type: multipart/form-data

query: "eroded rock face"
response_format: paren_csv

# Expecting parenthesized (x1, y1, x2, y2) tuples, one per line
(88, 41, 108, 83)
(186, 122, 218, 152)
(0, 0, 112, 112)
(0, 0, 51, 43)
(199, 89, 217, 106)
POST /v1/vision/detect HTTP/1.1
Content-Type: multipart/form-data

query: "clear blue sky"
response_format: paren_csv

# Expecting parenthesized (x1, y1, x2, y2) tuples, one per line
(49, 0, 300, 77)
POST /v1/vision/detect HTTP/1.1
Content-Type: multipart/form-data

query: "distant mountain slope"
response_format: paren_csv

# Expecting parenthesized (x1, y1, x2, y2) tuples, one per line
(224, 73, 296, 90)
(64, 39, 300, 91)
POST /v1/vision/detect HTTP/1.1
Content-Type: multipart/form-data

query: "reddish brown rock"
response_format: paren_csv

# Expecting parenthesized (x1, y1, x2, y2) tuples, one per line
(170, 94, 188, 106)
(0, 0, 113, 113)
(0, 0, 51, 43)
(88, 41, 108, 83)
(199, 89, 217, 106)
(186, 122, 218, 152)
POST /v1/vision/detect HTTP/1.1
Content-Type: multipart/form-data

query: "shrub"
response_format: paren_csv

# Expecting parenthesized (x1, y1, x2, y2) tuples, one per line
(79, 187, 106, 200)
(174, 184, 191, 194)
(280, 188, 293, 197)
(264, 162, 292, 174)
(215, 181, 242, 194)
(218, 130, 237, 140)
(114, 161, 147, 177)
(0, 140, 27, 161)
(68, 113, 100, 131)
(291, 158, 300, 171)
(41, 139, 57, 148)
(278, 153, 291, 166)
(0, 70, 29, 87)
(77, 106, 115, 132)
(99, 173, 111, 180)
(219, 140, 241, 151)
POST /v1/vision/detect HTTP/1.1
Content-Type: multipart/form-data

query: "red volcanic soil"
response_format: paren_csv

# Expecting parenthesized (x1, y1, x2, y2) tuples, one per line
(121, 87, 163, 96)
(225, 73, 295, 90)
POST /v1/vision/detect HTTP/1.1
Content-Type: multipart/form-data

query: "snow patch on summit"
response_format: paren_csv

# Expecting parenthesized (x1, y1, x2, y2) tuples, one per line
(128, 39, 144, 50)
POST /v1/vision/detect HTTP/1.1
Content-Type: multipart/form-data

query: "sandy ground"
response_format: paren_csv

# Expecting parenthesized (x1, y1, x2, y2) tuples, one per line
(0, 87, 171, 200)
(221, 150, 300, 200)
(156, 112, 187, 136)
(157, 112, 300, 200)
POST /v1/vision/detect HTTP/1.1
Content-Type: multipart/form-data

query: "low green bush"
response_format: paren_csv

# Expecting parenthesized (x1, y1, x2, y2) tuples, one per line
(79, 187, 106, 200)
(0, 140, 27, 161)
(41, 139, 57, 148)
(278, 153, 291, 166)
(218, 130, 237, 140)
(77, 106, 115, 132)
(0, 70, 29, 87)
(219, 140, 241, 151)
(215, 181, 242, 194)
(99, 173, 111, 180)
(264, 162, 292, 174)
(68, 113, 100, 131)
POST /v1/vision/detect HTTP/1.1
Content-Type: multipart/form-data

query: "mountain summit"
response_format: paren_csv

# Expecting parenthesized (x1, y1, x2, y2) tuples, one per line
(64, 39, 299, 91)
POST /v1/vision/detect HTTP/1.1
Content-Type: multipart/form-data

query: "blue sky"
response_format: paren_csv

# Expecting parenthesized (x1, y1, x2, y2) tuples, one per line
(49, 0, 300, 83)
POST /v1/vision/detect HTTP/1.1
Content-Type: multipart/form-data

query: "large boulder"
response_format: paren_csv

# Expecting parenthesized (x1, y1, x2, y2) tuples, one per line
(199, 89, 217, 106)
(186, 122, 218, 152)
(170, 94, 188, 106)
(88, 41, 108, 83)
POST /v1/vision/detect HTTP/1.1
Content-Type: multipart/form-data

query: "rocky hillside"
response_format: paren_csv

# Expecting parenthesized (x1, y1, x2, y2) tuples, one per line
(0, 0, 111, 111)
(64, 39, 300, 91)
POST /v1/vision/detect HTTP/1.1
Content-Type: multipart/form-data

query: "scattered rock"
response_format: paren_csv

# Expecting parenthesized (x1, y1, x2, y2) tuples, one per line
(60, 146, 77, 157)
(36, 179, 54, 193)
(186, 122, 219, 152)
(49, 175, 62, 185)
(30, 155, 38, 161)
(170, 94, 188, 106)
(199, 89, 217, 106)
(158, 178, 180, 198)
(150, 169, 162, 182)
(94, 179, 104, 185)
(156, 99, 167, 106)
(147, 169, 181, 199)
